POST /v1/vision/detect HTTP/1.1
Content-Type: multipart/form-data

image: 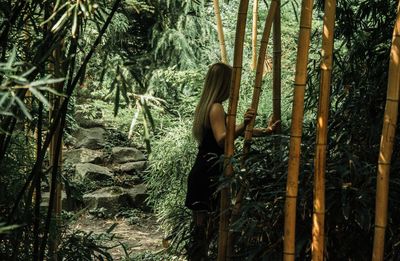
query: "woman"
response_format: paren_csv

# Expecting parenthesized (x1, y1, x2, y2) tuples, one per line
(185, 63, 279, 260)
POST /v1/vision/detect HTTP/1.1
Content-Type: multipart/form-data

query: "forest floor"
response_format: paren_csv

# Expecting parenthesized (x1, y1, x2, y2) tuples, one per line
(68, 211, 165, 259)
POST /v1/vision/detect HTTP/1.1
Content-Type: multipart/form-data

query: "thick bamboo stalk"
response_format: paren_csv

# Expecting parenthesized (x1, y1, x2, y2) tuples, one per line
(213, 0, 228, 63)
(272, 3, 281, 131)
(312, 0, 336, 260)
(218, 1, 250, 260)
(251, 0, 259, 70)
(283, 0, 314, 260)
(372, 3, 400, 260)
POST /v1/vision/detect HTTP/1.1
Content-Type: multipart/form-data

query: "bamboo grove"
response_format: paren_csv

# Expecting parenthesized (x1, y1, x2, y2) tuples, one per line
(215, 0, 400, 260)
(1, 0, 400, 260)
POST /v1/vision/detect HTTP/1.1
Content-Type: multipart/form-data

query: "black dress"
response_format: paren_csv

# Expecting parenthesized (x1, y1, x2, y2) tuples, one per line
(185, 126, 224, 211)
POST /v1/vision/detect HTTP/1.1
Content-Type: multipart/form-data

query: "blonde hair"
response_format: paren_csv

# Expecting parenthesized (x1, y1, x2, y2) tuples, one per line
(193, 63, 232, 144)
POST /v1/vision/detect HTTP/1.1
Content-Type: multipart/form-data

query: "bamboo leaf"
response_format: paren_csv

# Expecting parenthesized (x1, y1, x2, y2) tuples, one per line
(142, 113, 151, 153)
(114, 83, 120, 117)
(21, 67, 37, 78)
(14, 96, 32, 120)
(0, 111, 15, 117)
(51, 6, 73, 33)
(0, 223, 21, 234)
(79, 2, 88, 17)
(0, 92, 9, 108)
(30, 77, 65, 87)
(41, 2, 69, 26)
(128, 101, 141, 139)
(106, 223, 118, 233)
(9, 75, 28, 84)
(37, 86, 67, 97)
(142, 99, 155, 132)
(29, 87, 51, 108)
(72, 5, 78, 38)
(6, 47, 17, 69)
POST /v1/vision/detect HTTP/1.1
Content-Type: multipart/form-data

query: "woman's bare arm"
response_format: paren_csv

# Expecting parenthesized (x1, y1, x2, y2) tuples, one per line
(209, 104, 256, 148)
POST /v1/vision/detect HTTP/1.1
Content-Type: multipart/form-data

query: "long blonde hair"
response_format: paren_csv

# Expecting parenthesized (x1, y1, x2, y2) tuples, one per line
(193, 63, 232, 144)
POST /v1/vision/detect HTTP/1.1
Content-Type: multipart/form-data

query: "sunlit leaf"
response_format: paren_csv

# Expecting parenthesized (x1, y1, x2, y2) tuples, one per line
(41, 2, 69, 26)
(51, 6, 73, 33)
(29, 87, 51, 108)
(6, 47, 16, 69)
(72, 5, 78, 38)
(21, 67, 37, 78)
(142, 99, 155, 132)
(30, 77, 65, 87)
(37, 86, 67, 97)
(114, 83, 120, 117)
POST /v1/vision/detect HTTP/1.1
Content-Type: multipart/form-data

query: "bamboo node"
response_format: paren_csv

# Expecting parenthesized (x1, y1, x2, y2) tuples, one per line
(374, 224, 386, 229)
(386, 98, 399, 103)
(377, 161, 391, 165)
(283, 252, 296, 255)
(300, 25, 312, 30)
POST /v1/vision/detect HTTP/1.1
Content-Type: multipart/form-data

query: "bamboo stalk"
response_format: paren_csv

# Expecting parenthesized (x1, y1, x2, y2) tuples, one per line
(218, 0, 250, 260)
(372, 3, 400, 260)
(272, 3, 281, 131)
(33, 101, 43, 261)
(312, 0, 336, 260)
(283, 0, 314, 260)
(242, 0, 278, 162)
(251, 0, 259, 70)
(213, 0, 228, 63)
(9, 0, 122, 224)
(48, 43, 64, 261)
(226, 1, 279, 258)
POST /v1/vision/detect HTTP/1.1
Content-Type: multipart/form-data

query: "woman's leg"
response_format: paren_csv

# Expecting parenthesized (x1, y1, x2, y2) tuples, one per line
(187, 210, 208, 261)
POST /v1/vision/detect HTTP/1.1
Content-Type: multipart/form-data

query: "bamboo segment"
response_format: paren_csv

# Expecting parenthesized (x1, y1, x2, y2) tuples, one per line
(213, 0, 228, 63)
(372, 3, 400, 260)
(48, 45, 64, 261)
(251, 0, 259, 70)
(225, 1, 278, 258)
(283, 1, 314, 259)
(312, 0, 336, 260)
(272, 3, 281, 130)
(243, 0, 278, 153)
(218, 1, 250, 260)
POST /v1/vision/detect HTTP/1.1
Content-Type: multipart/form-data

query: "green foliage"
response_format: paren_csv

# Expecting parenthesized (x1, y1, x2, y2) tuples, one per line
(59, 227, 118, 260)
(145, 118, 195, 252)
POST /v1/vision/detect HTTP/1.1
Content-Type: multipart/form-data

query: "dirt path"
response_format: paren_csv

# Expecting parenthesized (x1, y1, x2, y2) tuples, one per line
(69, 212, 164, 260)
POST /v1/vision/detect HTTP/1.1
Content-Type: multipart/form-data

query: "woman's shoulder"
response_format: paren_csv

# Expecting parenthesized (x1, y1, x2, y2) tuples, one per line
(210, 102, 224, 114)
(209, 102, 226, 123)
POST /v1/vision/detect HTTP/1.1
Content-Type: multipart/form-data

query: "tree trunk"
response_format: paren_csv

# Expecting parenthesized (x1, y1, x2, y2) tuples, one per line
(312, 0, 336, 260)
(283, 0, 314, 259)
(213, 0, 228, 63)
(218, 1, 250, 260)
(251, 0, 258, 70)
(372, 3, 400, 260)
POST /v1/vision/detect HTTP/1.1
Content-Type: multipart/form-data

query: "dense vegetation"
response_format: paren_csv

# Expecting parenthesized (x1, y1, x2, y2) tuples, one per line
(0, 0, 399, 260)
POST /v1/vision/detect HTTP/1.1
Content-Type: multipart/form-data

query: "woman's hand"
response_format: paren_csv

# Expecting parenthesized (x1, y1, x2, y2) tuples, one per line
(243, 108, 256, 126)
(265, 117, 281, 134)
